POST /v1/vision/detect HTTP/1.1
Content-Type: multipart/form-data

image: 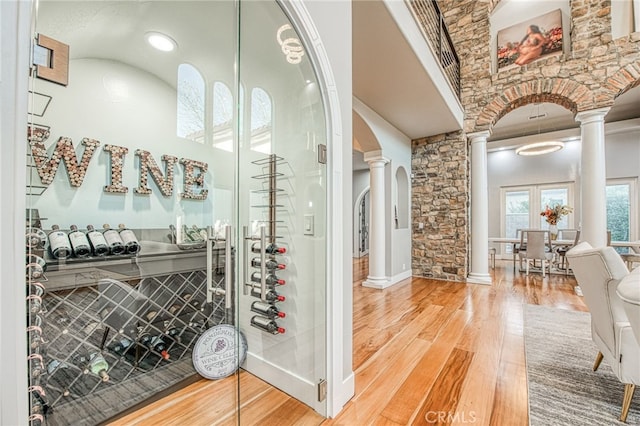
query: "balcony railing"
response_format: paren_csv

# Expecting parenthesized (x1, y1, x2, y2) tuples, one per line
(406, 0, 460, 98)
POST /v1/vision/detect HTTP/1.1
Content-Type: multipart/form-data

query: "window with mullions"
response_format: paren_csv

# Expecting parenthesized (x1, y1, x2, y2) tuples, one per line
(250, 88, 272, 154)
(212, 82, 234, 152)
(501, 183, 574, 253)
(607, 178, 637, 251)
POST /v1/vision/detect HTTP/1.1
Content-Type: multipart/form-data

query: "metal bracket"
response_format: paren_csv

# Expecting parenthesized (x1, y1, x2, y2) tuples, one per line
(318, 144, 327, 164)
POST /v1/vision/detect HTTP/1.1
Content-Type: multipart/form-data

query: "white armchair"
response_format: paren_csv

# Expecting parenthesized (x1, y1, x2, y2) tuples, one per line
(567, 242, 640, 422)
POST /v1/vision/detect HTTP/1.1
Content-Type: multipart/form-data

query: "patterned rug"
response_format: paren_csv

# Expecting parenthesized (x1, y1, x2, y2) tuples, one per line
(524, 304, 640, 425)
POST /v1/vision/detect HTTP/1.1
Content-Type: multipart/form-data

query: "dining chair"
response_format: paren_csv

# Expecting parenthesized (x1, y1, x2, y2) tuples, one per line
(555, 229, 580, 274)
(513, 228, 538, 271)
(620, 241, 640, 271)
(518, 230, 553, 276)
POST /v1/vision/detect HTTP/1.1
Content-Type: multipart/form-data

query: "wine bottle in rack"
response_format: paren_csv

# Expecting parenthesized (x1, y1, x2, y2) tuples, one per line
(250, 315, 285, 334)
(27, 281, 45, 301)
(250, 287, 285, 302)
(47, 225, 72, 259)
(28, 353, 45, 379)
(251, 300, 286, 318)
(50, 304, 70, 334)
(182, 225, 204, 242)
(139, 333, 170, 359)
(68, 224, 91, 258)
(251, 242, 286, 254)
(102, 224, 126, 255)
(250, 257, 286, 270)
(25, 228, 46, 249)
(26, 294, 43, 314)
(46, 359, 75, 397)
(27, 324, 43, 350)
(28, 386, 49, 416)
(88, 351, 110, 381)
(118, 223, 141, 254)
(193, 225, 208, 241)
(25, 255, 47, 279)
(250, 272, 285, 286)
(72, 347, 91, 373)
(107, 336, 134, 355)
(168, 303, 183, 315)
(86, 224, 109, 256)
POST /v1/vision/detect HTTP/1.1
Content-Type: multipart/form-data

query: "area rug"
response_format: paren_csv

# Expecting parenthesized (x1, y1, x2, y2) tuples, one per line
(524, 304, 640, 425)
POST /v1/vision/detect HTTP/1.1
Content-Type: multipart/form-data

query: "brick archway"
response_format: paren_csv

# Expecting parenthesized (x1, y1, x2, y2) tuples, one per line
(606, 64, 640, 99)
(475, 78, 592, 132)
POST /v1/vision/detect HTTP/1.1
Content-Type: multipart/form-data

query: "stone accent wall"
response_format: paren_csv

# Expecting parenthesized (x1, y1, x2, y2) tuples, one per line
(411, 0, 640, 282)
(411, 131, 468, 281)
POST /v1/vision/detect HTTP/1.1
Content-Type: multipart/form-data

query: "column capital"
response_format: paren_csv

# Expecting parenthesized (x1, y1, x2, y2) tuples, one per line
(575, 107, 611, 125)
(363, 150, 389, 165)
(467, 130, 491, 144)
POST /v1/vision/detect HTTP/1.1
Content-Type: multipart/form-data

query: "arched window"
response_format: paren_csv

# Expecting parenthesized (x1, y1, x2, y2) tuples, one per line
(212, 81, 233, 152)
(176, 64, 205, 142)
(250, 87, 272, 154)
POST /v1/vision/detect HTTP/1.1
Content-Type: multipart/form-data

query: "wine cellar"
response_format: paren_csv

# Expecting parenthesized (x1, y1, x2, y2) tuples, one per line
(25, 215, 232, 425)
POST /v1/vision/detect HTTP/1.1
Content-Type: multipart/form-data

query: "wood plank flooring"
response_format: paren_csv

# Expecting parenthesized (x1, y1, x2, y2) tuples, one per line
(109, 258, 586, 425)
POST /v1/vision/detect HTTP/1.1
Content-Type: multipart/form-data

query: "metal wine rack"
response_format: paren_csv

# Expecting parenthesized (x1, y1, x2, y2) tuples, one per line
(244, 154, 287, 335)
(25, 221, 232, 426)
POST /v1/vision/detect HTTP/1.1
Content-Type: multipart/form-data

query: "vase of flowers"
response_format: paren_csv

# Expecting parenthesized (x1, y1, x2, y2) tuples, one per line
(540, 204, 573, 240)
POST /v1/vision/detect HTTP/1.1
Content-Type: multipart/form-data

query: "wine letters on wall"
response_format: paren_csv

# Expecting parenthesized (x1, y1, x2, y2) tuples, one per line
(28, 126, 209, 200)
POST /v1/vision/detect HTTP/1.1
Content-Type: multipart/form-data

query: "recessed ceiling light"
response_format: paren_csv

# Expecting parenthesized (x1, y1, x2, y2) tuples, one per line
(515, 141, 565, 156)
(145, 32, 177, 52)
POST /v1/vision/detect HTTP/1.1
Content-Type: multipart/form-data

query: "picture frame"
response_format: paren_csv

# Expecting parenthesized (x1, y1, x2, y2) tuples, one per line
(497, 9, 563, 70)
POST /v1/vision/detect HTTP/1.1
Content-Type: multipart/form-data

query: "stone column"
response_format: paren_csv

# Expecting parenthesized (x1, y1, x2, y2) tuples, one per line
(467, 131, 492, 285)
(575, 108, 610, 247)
(363, 151, 389, 288)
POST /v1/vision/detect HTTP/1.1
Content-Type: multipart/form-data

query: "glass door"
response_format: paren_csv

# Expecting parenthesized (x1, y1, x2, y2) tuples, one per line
(236, 1, 327, 417)
(26, 1, 327, 424)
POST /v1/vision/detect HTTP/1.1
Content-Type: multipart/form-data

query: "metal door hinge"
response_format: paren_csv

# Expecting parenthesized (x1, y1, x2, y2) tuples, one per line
(318, 144, 327, 164)
(317, 379, 327, 402)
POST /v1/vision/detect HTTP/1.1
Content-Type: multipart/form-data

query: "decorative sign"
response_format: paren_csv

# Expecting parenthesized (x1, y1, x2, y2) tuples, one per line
(192, 324, 247, 380)
(28, 131, 209, 200)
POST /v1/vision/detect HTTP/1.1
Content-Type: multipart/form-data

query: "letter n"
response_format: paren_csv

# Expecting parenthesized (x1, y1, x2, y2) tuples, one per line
(134, 150, 177, 196)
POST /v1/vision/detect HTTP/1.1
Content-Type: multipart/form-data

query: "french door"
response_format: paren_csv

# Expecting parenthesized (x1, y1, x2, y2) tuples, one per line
(26, 1, 327, 424)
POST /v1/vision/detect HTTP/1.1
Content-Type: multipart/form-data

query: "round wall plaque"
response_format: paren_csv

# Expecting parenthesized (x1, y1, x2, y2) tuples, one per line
(192, 324, 247, 380)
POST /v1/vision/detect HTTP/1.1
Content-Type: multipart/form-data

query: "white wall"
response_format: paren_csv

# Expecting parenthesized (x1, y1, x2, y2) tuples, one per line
(352, 98, 412, 283)
(611, 0, 635, 39)
(488, 121, 640, 255)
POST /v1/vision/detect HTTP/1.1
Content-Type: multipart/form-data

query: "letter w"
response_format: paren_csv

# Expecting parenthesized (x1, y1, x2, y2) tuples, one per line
(30, 136, 100, 187)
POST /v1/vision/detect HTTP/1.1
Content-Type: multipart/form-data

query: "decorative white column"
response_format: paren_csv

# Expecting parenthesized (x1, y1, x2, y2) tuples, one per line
(575, 108, 610, 247)
(363, 151, 389, 288)
(467, 131, 492, 285)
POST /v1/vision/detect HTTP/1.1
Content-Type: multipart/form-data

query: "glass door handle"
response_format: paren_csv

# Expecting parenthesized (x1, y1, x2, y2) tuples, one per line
(206, 225, 232, 310)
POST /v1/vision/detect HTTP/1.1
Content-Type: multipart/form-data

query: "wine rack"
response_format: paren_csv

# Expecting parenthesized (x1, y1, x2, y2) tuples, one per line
(25, 215, 233, 426)
(245, 154, 287, 335)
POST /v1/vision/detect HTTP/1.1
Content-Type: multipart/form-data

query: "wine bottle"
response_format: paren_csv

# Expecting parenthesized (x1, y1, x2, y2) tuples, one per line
(72, 347, 91, 373)
(27, 325, 43, 350)
(182, 292, 202, 310)
(168, 303, 183, 315)
(28, 353, 45, 379)
(68, 224, 91, 257)
(26, 294, 43, 314)
(25, 255, 47, 279)
(28, 281, 45, 298)
(88, 351, 110, 381)
(250, 287, 285, 302)
(102, 224, 125, 255)
(139, 333, 170, 359)
(46, 359, 75, 397)
(250, 258, 286, 270)
(193, 225, 208, 241)
(251, 242, 286, 254)
(250, 315, 285, 334)
(250, 272, 285, 286)
(28, 386, 49, 416)
(47, 225, 72, 259)
(107, 336, 133, 355)
(86, 225, 109, 256)
(25, 228, 46, 249)
(118, 223, 141, 254)
(251, 300, 286, 318)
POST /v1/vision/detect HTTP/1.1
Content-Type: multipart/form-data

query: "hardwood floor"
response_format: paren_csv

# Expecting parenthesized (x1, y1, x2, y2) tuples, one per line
(110, 258, 587, 425)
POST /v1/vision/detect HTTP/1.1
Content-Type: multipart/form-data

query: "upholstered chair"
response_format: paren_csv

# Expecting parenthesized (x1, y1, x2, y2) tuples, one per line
(567, 242, 640, 422)
(517, 230, 553, 276)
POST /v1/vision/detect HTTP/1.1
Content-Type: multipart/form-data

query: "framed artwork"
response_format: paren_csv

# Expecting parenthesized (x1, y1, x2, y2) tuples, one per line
(497, 9, 563, 70)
